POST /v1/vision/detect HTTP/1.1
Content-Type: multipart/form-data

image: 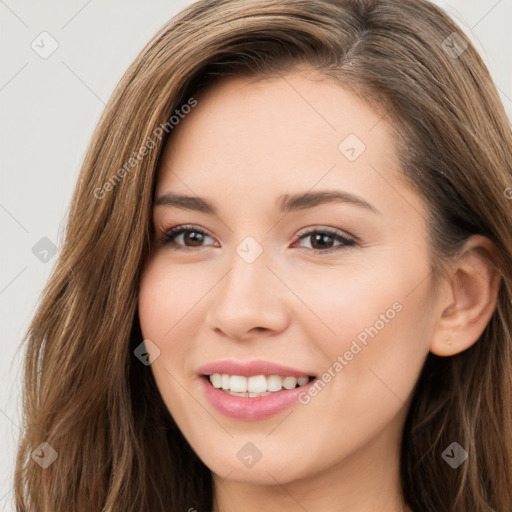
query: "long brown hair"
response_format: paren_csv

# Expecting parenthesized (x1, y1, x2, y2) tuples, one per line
(14, 0, 512, 510)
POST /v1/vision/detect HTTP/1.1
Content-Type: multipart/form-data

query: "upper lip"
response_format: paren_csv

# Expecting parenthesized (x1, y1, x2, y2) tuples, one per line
(197, 359, 317, 378)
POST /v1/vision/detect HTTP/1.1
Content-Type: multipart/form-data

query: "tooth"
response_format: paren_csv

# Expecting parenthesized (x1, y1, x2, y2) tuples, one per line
(248, 375, 267, 393)
(221, 374, 230, 389)
(282, 377, 298, 390)
(230, 375, 247, 392)
(210, 373, 222, 388)
(267, 375, 283, 392)
(211, 373, 311, 392)
(225, 390, 247, 397)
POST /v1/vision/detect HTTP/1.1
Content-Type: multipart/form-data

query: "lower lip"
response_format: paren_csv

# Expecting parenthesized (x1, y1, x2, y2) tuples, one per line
(199, 376, 317, 421)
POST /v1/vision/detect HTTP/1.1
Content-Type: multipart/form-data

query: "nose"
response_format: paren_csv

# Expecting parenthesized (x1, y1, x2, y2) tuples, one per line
(204, 245, 290, 341)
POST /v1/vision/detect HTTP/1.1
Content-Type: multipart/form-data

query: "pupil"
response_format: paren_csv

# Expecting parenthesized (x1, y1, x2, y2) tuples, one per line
(185, 231, 203, 246)
(311, 233, 333, 249)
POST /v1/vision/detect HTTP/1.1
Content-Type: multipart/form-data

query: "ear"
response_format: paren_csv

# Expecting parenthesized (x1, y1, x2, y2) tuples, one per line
(429, 235, 501, 357)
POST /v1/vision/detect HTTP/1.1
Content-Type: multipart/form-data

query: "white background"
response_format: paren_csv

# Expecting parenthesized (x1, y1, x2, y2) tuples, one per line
(1, 0, 511, 509)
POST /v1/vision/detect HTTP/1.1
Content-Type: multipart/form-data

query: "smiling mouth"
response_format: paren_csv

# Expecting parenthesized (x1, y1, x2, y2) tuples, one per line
(202, 373, 316, 397)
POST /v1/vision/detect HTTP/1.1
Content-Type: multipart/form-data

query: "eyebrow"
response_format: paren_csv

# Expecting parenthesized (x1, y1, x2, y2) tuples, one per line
(154, 190, 381, 215)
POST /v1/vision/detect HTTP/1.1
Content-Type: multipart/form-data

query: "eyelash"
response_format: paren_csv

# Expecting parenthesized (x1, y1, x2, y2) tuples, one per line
(158, 224, 357, 255)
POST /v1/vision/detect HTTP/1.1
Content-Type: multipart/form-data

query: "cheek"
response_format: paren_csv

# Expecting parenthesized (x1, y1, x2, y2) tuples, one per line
(137, 258, 199, 341)
(285, 258, 406, 350)
(137, 260, 197, 421)
(137, 258, 210, 396)
(298, 251, 432, 395)
(291, 273, 432, 461)
(138, 264, 164, 343)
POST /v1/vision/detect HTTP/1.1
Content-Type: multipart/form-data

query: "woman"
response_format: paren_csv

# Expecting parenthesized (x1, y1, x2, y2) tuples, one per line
(14, 0, 512, 510)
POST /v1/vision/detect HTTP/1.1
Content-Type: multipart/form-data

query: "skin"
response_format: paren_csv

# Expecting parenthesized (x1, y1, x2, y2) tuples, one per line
(137, 66, 501, 512)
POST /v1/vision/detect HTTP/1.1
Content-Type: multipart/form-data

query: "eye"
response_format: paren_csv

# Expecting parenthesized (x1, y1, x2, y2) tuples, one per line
(158, 224, 357, 254)
(158, 224, 217, 252)
(292, 226, 357, 254)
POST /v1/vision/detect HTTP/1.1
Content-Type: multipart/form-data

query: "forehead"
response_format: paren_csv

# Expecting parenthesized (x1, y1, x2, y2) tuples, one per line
(155, 69, 425, 223)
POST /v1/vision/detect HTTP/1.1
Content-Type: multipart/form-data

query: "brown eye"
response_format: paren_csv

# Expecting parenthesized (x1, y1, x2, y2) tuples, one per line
(159, 225, 215, 251)
(294, 228, 357, 254)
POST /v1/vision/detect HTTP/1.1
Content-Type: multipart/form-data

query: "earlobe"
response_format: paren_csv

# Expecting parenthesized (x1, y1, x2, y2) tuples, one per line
(429, 235, 501, 357)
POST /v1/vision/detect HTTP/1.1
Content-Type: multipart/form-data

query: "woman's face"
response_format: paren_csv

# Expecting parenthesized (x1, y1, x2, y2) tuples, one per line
(138, 68, 438, 485)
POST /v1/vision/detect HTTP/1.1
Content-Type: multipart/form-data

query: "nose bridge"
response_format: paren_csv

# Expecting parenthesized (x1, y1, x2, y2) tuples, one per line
(206, 234, 288, 337)
(220, 236, 273, 308)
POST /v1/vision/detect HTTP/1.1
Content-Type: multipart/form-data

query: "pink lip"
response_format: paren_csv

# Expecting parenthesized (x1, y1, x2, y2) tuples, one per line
(197, 359, 316, 378)
(199, 375, 317, 421)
